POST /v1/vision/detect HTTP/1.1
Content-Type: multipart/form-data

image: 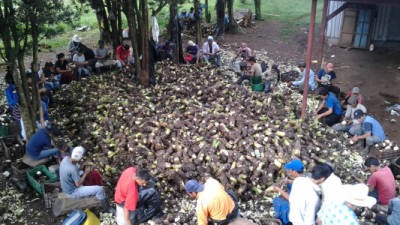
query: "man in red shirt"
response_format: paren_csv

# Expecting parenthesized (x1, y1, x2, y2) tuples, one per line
(116, 41, 134, 68)
(365, 157, 396, 208)
(114, 168, 163, 225)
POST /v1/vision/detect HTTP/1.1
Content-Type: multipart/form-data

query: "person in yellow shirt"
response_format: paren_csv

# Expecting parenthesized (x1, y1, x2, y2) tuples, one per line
(185, 178, 239, 225)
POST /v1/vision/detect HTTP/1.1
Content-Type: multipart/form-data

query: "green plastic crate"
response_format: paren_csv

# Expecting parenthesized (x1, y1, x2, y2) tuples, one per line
(0, 126, 8, 138)
(252, 83, 265, 92)
(250, 76, 263, 84)
(26, 165, 58, 195)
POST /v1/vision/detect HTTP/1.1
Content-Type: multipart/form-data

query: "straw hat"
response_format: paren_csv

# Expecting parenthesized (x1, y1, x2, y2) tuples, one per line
(342, 184, 376, 208)
(72, 34, 81, 43)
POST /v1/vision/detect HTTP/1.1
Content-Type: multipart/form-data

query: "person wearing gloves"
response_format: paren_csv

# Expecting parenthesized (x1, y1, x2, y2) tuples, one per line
(272, 160, 321, 225)
(185, 178, 239, 225)
(317, 183, 377, 225)
(332, 96, 367, 133)
(59, 146, 113, 213)
(114, 167, 163, 225)
(202, 36, 221, 67)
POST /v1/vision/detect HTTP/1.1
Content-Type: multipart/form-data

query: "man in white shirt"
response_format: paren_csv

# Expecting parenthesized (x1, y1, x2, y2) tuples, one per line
(311, 163, 343, 205)
(73, 48, 91, 78)
(272, 160, 321, 225)
(202, 36, 221, 67)
(332, 96, 367, 134)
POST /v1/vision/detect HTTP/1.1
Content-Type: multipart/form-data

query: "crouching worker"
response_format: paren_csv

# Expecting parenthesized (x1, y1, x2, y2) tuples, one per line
(114, 167, 163, 225)
(26, 127, 61, 160)
(60, 146, 113, 213)
(316, 87, 342, 126)
(185, 178, 239, 225)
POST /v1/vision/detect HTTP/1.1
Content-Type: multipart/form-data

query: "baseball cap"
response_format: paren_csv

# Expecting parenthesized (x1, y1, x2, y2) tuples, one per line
(71, 146, 85, 161)
(352, 87, 360, 94)
(184, 179, 204, 193)
(353, 109, 364, 119)
(285, 160, 304, 173)
(298, 62, 306, 68)
(208, 36, 214, 41)
(187, 40, 195, 47)
(348, 96, 358, 105)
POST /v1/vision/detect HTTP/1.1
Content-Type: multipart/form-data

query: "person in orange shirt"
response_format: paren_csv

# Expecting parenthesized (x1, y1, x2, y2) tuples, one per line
(114, 168, 163, 225)
(185, 178, 239, 225)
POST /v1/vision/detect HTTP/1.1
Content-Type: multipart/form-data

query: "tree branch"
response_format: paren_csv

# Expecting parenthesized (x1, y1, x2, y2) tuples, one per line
(152, 0, 168, 16)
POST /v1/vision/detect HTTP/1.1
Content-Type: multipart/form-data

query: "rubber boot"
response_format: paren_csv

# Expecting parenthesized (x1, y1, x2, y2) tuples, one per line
(101, 199, 116, 215)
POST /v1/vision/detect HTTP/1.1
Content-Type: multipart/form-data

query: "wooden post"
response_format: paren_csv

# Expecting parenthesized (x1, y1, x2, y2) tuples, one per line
(318, 0, 329, 68)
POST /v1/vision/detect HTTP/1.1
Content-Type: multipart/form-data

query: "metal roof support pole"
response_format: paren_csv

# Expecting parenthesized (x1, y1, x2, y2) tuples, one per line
(301, 0, 318, 118)
(318, 0, 329, 68)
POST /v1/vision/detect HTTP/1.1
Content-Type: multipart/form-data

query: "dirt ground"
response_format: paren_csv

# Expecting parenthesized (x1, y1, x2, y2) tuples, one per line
(224, 20, 400, 145)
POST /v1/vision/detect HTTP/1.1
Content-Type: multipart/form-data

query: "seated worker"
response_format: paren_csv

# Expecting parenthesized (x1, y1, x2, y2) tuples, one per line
(236, 56, 261, 84)
(60, 146, 113, 212)
(332, 96, 367, 134)
(67, 35, 82, 59)
(316, 63, 340, 96)
(38, 62, 61, 91)
(316, 87, 342, 126)
(344, 86, 363, 105)
(73, 48, 92, 78)
(290, 63, 316, 92)
(26, 127, 61, 160)
(82, 46, 97, 72)
(272, 160, 320, 225)
(350, 110, 386, 154)
(264, 64, 281, 93)
(95, 40, 120, 71)
(185, 40, 200, 65)
(317, 184, 376, 225)
(116, 41, 135, 68)
(55, 53, 75, 84)
(235, 43, 252, 61)
(185, 178, 239, 225)
(364, 157, 396, 209)
(114, 167, 163, 225)
(202, 36, 221, 67)
(375, 194, 400, 225)
(5, 72, 25, 139)
(159, 40, 174, 60)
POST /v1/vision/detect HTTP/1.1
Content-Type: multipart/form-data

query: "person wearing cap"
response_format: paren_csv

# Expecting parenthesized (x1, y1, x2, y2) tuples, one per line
(316, 87, 342, 126)
(59, 146, 113, 213)
(67, 34, 82, 58)
(272, 160, 320, 225)
(235, 43, 252, 61)
(351, 110, 385, 154)
(317, 183, 376, 225)
(236, 56, 261, 85)
(116, 40, 135, 68)
(202, 36, 221, 67)
(95, 40, 121, 71)
(363, 157, 396, 208)
(291, 63, 316, 92)
(185, 178, 239, 225)
(185, 40, 200, 65)
(332, 96, 367, 133)
(345, 87, 363, 105)
(26, 128, 61, 160)
(315, 63, 340, 96)
(311, 163, 342, 205)
(114, 167, 163, 225)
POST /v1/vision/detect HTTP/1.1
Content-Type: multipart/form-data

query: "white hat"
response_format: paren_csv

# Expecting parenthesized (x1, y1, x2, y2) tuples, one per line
(71, 146, 85, 161)
(187, 40, 195, 47)
(352, 87, 360, 94)
(342, 184, 376, 208)
(72, 34, 81, 43)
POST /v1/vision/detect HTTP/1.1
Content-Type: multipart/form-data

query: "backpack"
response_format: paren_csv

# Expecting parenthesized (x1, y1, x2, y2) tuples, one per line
(261, 61, 268, 73)
(62, 210, 87, 225)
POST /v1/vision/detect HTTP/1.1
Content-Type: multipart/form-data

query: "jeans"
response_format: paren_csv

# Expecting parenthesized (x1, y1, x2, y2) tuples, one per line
(352, 126, 382, 146)
(77, 67, 92, 79)
(317, 108, 342, 127)
(30, 148, 60, 160)
(67, 185, 106, 201)
(369, 188, 380, 204)
(202, 54, 221, 66)
(116, 186, 163, 225)
(376, 214, 389, 225)
(332, 123, 360, 135)
(236, 75, 251, 84)
(265, 81, 272, 93)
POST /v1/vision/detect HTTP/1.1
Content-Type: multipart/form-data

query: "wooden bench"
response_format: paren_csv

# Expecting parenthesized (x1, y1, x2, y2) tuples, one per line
(52, 193, 101, 217)
(21, 154, 51, 168)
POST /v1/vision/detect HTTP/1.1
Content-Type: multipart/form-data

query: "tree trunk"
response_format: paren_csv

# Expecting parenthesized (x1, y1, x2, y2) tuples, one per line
(254, 0, 262, 20)
(90, 0, 112, 43)
(216, 0, 226, 39)
(227, 0, 239, 33)
(205, 0, 211, 23)
(194, 0, 202, 44)
(138, 0, 150, 87)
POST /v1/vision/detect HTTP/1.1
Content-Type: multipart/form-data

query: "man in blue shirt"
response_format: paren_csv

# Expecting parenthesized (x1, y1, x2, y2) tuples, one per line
(316, 63, 340, 96)
(351, 109, 386, 154)
(316, 87, 342, 126)
(26, 128, 60, 160)
(291, 63, 316, 93)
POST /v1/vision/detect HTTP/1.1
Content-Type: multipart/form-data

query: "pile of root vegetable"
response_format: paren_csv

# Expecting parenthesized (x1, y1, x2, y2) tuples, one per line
(50, 56, 381, 224)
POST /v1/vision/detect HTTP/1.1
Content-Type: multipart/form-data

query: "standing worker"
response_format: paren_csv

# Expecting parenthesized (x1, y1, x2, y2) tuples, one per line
(185, 178, 239, 225)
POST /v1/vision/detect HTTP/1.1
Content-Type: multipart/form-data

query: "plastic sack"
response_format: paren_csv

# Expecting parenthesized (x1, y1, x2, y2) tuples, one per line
(83, 209, 100, 225)
(62, 210, 86, 225)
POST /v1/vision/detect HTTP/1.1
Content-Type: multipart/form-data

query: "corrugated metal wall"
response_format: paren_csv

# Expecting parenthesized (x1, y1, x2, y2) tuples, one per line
(372, 5, 391, 41)
(326, 1, 345, 44)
